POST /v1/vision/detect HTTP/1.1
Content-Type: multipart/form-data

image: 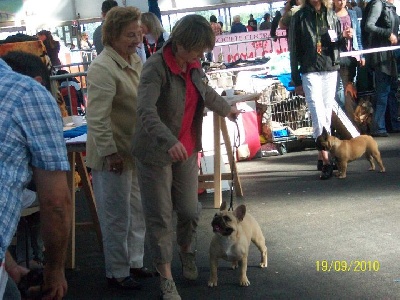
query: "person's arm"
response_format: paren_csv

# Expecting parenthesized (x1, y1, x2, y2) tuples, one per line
(136, 59, 179, 153)
(365, 1, 392, 39)
(86, 58, 118, 158)
(289, 12, 302, 88)
(5, 251, 29, 284)
(33, 169, 72, 300)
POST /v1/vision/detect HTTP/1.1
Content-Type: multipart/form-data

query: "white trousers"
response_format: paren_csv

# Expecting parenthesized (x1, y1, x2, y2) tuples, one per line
(92, 168, 145, 278)
(302, 71, 338, 138)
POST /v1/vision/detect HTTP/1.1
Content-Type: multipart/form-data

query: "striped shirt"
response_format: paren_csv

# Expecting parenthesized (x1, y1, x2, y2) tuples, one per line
(0, 59, 70, 262)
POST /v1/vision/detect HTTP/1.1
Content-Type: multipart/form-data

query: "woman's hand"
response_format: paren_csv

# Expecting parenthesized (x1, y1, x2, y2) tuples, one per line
(389, 33, 398, 45)
(106, 153, 124, 174)
(345, 82, 357, 99)
(343, 26, 353, 39)
(226, 106, 241, 122)
(168, 142, 188, 162)
(295, 85, 305, 96)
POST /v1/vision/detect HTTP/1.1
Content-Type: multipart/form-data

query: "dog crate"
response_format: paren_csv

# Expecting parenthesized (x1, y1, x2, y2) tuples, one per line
(257, 80, 314, 154)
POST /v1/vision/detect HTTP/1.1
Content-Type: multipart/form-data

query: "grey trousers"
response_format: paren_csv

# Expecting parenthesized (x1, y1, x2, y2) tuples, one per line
(92, 168, 145, 278)
(136, 154, 201, 265)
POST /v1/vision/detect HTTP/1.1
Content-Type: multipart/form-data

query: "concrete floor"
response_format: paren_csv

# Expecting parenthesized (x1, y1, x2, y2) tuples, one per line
(66, 134, 400, 299)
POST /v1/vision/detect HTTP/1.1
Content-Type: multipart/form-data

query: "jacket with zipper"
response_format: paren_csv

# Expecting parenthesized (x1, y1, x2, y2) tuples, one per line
(290, 3, 343, 87)
(132, 41, 232, 166)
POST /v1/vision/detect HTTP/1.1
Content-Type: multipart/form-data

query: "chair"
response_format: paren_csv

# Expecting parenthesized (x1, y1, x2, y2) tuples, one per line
(60, 85, 80, 116)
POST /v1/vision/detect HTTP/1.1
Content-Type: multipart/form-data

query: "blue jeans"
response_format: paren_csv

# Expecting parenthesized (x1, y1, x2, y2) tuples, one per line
(373, 70, 400, 133)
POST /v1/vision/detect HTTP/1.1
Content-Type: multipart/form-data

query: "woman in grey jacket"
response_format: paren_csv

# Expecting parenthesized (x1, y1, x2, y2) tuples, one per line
(132, 15, 240, 300)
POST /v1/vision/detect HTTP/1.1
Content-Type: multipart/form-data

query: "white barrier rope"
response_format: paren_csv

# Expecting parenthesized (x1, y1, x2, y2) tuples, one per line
(340, 45, 400, 57)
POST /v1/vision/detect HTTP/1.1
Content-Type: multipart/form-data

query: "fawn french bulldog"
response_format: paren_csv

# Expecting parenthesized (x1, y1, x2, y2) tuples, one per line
(208, 201, 267, 287)
(316, 127, 385, 178)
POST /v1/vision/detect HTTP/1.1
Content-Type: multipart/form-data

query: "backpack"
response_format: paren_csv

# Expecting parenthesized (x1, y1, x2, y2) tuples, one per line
(360, 0, 387, 48)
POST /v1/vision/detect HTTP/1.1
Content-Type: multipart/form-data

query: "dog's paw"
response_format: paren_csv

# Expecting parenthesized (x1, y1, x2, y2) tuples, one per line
(239, 277, 250, 286)
(208, 279, 218, 287)
(231, 262, 239, 269)
(260, 262, 267, 268)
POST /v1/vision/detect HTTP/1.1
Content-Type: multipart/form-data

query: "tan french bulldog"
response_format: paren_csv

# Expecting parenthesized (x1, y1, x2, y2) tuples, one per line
(316, 127, 385, 178)
(208, 201, 267, 287)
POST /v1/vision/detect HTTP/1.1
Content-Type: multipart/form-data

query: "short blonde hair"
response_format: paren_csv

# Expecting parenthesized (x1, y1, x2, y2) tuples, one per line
(102, 6, 141, 47)
(141, 12, 165, 40)
(233, 15, 241, 23)
(170, 14, 215, 52)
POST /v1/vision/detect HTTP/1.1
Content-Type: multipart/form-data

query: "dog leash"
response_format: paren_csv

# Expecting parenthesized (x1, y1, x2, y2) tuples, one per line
(229, 119, 241, 211)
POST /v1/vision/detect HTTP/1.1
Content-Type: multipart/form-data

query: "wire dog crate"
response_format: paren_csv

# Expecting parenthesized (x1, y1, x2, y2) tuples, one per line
(257, 81, 314, 154)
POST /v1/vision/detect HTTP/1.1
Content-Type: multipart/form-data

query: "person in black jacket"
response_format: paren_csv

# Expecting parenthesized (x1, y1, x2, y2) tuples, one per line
(364, 0, 400, 136)
(290, 0, 350, 179)
(141, 12, 169, 59)
(270, 10, 282, 41)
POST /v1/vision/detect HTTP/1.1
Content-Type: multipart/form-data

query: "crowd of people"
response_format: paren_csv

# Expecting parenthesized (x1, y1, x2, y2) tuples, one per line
(1, 0, 400, 299)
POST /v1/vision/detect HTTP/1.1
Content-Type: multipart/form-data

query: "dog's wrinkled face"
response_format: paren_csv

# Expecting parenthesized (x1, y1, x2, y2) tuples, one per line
(211, 212, 235, 236)
(211, 201, 246, 237)
(315, 126, 330, 151)
(354, 99, 373, 125)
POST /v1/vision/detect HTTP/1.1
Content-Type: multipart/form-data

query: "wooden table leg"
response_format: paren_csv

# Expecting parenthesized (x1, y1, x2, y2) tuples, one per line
(66, 152, 76, 269)
(75, 153, 103, 252)
(213, 113, 222, 208)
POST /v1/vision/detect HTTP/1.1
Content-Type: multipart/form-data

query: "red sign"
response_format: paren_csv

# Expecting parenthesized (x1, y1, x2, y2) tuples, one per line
(212, 29, 288, 63)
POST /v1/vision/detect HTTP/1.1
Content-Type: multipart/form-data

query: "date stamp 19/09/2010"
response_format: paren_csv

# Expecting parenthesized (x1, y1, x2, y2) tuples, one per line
(316, 260, 380, 272)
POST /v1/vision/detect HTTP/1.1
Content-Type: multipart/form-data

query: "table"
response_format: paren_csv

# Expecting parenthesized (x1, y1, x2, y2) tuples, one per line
(198, 93, 261, 208)
(65, 140, 102, 269)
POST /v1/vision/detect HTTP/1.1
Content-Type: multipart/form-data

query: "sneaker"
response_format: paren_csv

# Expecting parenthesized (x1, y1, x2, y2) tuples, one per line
(320, 164, 333, 180)
(179, 251, 198, 280)
(160, 277, 181, 300)
(371, 132, 389, 137)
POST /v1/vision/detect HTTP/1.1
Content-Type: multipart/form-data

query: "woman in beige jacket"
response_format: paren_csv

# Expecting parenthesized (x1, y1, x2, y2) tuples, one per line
(86, 6, 153, 290)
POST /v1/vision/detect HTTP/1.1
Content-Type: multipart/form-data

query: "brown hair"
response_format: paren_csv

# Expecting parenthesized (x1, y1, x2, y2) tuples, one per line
(170, 14, 215, 53)
(102, 6, 141, 47)
(37, 30, 57, 49)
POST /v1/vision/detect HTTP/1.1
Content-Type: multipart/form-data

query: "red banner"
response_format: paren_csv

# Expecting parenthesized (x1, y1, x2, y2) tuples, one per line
(212, 29, 288, 63)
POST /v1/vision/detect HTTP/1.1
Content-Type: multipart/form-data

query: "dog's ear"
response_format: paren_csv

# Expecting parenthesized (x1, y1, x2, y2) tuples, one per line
(234, 205, 246, 222)
(220, 201, 227, 211)
(322, 126, 329, 137)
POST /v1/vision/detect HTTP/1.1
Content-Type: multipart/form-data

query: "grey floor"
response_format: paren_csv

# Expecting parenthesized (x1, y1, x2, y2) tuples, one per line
(66, 134, 400, 299)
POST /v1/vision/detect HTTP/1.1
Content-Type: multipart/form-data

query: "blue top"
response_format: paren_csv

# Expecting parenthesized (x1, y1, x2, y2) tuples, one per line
(230, 22, 247, 34)
(0, 59, 70, 260)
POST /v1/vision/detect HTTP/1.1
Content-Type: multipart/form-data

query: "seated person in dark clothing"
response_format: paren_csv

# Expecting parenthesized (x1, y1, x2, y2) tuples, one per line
(55, 69, 85, 109)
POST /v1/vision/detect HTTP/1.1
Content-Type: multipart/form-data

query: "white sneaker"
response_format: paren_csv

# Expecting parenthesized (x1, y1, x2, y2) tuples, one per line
(160, 277, 181, 300)
(179, 251, 198, 280)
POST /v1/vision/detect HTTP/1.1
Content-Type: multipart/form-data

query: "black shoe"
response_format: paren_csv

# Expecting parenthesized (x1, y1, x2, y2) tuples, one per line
(130, 267, 158, 278)
(331, 160, 338, 170)
(387, 129, 400, 133)
(107, 276, 142, 290)
(317, 160, 323, 171)
(320, 164, 333, 180)
(371, 132, 389, 137)
(318, 160, 337, 171)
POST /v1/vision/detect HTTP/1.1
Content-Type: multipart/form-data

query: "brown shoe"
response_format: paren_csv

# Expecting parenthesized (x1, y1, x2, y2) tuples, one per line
(130, 267, 158, 278)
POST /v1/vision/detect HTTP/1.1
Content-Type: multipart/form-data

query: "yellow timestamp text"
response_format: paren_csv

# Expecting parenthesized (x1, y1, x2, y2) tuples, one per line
(316, 260, 380, 272)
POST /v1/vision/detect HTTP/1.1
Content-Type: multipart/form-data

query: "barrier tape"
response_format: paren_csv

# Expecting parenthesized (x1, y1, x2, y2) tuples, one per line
(340, 45, 400, 57)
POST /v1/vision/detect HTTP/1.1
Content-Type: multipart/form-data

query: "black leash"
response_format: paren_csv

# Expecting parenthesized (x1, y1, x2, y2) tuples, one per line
(228, 120, 241, 211)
